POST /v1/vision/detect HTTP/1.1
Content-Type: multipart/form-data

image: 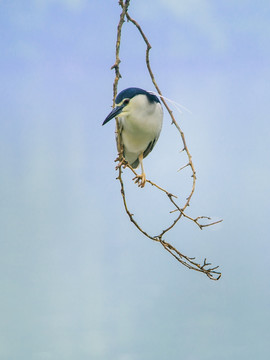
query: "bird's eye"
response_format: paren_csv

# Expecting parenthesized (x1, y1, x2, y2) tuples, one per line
(123, 99, 130, 105)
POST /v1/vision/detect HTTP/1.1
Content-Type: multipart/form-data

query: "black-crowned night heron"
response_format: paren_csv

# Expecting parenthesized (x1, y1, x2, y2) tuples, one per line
(103, 87, 163, 187)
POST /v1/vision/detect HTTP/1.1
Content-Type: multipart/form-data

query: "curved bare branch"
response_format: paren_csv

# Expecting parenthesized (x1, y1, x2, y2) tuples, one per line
(109, 0, 222, 280)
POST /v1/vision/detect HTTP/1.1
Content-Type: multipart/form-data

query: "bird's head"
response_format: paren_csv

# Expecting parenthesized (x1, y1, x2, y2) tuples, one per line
(102, 87, 160, 125)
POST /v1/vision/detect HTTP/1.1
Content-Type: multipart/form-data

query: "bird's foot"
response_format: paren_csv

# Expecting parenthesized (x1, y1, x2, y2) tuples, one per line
(133, 173, 146, 188)
(115, 156, 128, 170)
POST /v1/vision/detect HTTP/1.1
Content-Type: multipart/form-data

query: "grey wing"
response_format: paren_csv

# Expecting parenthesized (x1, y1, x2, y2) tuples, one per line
(143, 138, 157, 159)
(130, 138, 158, 169)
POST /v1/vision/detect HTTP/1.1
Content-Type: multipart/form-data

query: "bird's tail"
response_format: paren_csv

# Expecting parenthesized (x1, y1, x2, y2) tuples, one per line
(130, 158, 139, 169)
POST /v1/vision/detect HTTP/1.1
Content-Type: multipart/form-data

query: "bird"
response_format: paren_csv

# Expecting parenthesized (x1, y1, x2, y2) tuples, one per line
(102, 87, 163, 187)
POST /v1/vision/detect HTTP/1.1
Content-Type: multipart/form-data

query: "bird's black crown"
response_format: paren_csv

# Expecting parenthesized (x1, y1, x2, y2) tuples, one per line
(116, 87, 160, 104)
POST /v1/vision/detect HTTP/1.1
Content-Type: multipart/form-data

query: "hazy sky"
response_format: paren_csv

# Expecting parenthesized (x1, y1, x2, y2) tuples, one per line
(1, 1, 270, 359)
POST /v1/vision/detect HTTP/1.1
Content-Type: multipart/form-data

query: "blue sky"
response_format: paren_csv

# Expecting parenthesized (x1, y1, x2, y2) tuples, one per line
(0, 1, 270, 359)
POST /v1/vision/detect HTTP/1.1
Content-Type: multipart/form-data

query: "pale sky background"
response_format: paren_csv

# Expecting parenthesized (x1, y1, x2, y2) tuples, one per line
(1, 1, 270, 359)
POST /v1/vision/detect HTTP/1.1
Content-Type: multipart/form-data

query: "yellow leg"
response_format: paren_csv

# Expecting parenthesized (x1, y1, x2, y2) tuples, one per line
(139, 153, 146, 187)
(133, 153, 146, 188)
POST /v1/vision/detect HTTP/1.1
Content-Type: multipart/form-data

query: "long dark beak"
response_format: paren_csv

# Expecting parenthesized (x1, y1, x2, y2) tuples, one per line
(102, 105, 124, 126)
